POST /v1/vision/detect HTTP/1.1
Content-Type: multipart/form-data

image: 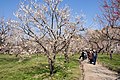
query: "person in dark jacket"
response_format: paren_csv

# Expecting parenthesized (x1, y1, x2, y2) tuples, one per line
(110, 50, 113, 60)
(93, 50, 97, 65)
(79, 51, 85, 61)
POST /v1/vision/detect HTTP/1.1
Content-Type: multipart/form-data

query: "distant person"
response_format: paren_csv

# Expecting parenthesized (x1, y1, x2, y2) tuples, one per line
(110, 50, 113, 60)
(79, 50, 85, 61)
(84, 50, 88, 60)
(93, 50, 97, 65)
(88, 50, 93, 64)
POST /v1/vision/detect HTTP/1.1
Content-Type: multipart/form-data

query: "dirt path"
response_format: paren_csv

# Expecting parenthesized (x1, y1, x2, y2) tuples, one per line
(81, 60, 120, 80)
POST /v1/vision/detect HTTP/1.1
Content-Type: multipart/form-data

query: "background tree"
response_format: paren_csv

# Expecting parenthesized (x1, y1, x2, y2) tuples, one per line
(96, 0, 120, 54)
(98, 0, 120, 27)
(0, 17, 12, 54)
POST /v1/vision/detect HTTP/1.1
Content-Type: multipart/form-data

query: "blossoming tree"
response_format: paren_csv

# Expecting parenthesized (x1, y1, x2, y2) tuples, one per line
(15, 0, 85, 75)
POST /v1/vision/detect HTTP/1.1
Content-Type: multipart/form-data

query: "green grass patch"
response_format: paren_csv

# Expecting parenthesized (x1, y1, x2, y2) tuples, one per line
(98, 53, 120, 73)
(0, 54, 81, 80)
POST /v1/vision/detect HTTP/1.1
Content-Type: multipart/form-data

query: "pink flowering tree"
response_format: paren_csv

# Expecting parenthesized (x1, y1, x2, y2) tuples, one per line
(97, 0, 120, 54)
(98, 0, 120, 27)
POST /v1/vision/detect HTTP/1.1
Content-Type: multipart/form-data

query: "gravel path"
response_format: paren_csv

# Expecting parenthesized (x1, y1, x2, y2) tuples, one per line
(81, 60, 120, 80)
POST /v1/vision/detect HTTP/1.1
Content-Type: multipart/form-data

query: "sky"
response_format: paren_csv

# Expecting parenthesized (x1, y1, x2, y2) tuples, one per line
(0, 0, 101, 28)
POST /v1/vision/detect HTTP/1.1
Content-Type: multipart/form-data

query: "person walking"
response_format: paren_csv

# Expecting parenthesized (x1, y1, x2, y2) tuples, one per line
(79, 50, 85, 61)
(88, 50, 93, 64)
(93, 50, 97, 65)
(110, 50, 113, 60)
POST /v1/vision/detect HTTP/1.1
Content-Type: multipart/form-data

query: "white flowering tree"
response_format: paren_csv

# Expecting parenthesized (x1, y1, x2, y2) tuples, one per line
(0, 17, 13, 53)
(0, 17, 25, 55)
(15, 0, 85, 75)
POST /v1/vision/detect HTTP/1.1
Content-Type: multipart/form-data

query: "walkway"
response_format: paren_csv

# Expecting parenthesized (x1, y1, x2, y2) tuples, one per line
(81, 60, 120, 80)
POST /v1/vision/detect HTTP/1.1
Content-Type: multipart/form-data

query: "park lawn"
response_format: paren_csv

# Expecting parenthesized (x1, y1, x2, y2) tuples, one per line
(0, 54, 81, 80)
(98, 53, 120, 73)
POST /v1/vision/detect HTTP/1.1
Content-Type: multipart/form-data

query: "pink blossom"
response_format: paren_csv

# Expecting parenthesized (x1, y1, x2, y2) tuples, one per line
(103, 4, 109, 8)
(116, 0, 120, 3)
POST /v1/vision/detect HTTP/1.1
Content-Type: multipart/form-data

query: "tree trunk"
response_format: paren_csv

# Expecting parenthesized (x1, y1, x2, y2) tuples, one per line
(53, 52, 56, 60)
(110, 53, 112, 60)
(102, 52, 104, 55)
(15, 53, 19, 57)
(48, 58, 54, 75)
(64, 52, 69, 63)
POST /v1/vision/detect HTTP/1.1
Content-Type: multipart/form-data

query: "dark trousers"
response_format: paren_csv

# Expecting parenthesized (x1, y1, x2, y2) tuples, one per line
(93, 56, 97, 65)
(90, 59, 93, 64)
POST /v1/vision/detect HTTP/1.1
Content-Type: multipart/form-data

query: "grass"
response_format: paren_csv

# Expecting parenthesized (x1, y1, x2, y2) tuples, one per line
(0, 54, 81, 80)
(98, 53, 120, 73)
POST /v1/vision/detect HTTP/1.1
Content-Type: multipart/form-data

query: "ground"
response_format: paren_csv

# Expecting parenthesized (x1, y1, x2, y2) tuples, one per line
(0, 54, 120, 80)
(81, 60, 120, 80)
(0, 54, 81, 80)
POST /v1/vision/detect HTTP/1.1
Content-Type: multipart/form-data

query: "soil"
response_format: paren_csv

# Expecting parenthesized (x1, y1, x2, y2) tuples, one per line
(80, 60, 120, 80)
